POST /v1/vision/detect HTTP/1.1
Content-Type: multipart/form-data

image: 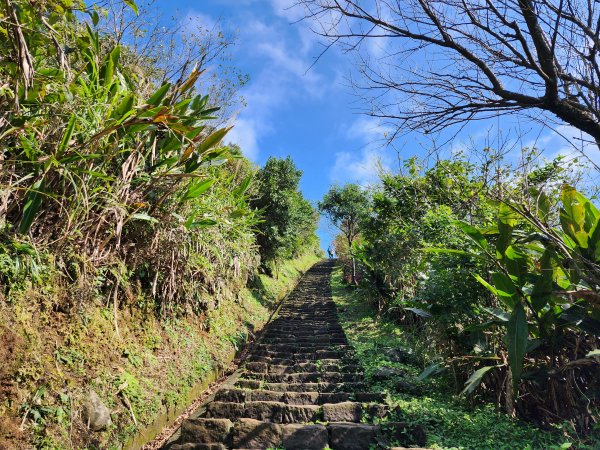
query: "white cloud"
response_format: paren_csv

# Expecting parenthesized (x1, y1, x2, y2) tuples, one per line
(330, 117, 394, 184)
(525, 125, 599, 167)
(221, 14, 332, 160)
(270, 0, 305, 22)
(181, 11, 218, 33)
(227, 118, 260, 160)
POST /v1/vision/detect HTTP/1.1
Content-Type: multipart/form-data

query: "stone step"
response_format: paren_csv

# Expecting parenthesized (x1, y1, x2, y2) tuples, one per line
(247, 356, 351, 366)
(250, 350, 350, 360)
(263, 327, 344, 334)
(214, 388, 384, 406)
(244, 361, 362, 374)
(205, 401, 321, 423)
(240, 371, 361, 383)
(263, 337, 348, 345)
(175, 419, 426, 449)
(230, 418, 328, 449)
(234, 379, 368, 392)
(251, 343, 352, 353)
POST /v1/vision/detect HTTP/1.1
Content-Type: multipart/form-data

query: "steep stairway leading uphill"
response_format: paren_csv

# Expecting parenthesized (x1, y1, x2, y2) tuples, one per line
(165, 260, 425, 450)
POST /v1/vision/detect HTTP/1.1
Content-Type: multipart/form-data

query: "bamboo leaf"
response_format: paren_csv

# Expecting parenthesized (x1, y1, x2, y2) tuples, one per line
(123, 0, 139, 14)
(147, 83, 171, 106)
(57, 114, 76, 157)
(182, 179, 214, 201)
(197, 126, 233, 153)
(19, 180, 45, 234)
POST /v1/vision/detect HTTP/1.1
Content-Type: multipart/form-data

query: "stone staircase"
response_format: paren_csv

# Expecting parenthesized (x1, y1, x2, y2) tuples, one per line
(165, 260, 425, 450)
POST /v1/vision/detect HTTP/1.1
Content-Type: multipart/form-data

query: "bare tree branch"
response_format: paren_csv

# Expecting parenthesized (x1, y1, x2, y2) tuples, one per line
(298, 0, 600, 149)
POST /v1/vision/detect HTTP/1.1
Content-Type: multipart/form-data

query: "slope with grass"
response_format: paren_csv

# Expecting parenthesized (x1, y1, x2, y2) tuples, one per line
(0, 251, 320, 450)
(331, 266, 596, 450)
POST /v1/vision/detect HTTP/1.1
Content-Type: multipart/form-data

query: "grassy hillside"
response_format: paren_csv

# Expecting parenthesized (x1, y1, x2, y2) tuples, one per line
(331, 266, 597, 450)
(0, 252, 320, 449)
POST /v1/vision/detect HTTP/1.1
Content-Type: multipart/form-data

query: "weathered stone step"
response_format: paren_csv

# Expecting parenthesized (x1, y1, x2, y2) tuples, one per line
(247, 356, 351, 366)
(176, 418, 426, 449)
(214, 388, 382, 405)
(244, 361, 361, 374)
(263, 337, 348, 345)
(250, 350, 351, 360)
(231, 418, 328, 449)
(264, 325, 344, 332)
(240, 371, 361, 383)
(251, 343, 352, 353)
(234, 379, 368, 392)
(205, 401, 321, 423)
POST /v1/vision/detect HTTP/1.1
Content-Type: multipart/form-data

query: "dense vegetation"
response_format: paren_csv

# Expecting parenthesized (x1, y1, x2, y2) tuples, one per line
(0, 1, 319, 448)
(331, 266, 595, 449)
(324, 154, 600, 440)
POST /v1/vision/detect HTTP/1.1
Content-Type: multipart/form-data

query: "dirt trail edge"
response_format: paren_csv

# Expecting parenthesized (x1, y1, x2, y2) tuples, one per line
(162, 260, 425, 450)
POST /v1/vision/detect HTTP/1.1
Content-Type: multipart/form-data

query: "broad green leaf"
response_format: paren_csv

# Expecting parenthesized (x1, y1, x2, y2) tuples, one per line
(560, 185, 588, 248)
(491, 272, 518, 300)
(529, 187, 551, 220)
(531, 249, 554, 311)
(102, 46, 121, 87)
(586, 349, 600, 358)
(19, 179, 45, 234)
(496, 220, 512, 259)
(506, 303, 528, 392)
(417, 362, 445, 381)
(482, 307, 510, 322)
(473, 274, 500, 297)
(455, 220, 488, 250)
(498, 202, 518, 226)
(462, 365, 498, 395)
(113, 93, 135, 120)
(422, 248, 486, 259)
(504, 245, 529, 283)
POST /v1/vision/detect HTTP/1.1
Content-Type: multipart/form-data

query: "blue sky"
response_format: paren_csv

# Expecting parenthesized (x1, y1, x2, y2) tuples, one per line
(156, 0, 599, 248)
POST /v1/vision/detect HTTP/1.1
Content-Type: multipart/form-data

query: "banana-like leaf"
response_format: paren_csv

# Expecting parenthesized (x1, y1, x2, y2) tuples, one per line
(587, 349, 600, 358)
(531, 249, 554, 311)
(455, 220, 488, 249)
(491, 272, 518, 304)
(418, 362, 445, 381)
(506, 302, 528, 392)
(462, 365, 499, 395)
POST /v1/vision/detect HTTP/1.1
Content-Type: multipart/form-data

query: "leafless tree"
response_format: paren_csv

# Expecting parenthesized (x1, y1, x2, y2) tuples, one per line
(298, 0, 600, 149)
